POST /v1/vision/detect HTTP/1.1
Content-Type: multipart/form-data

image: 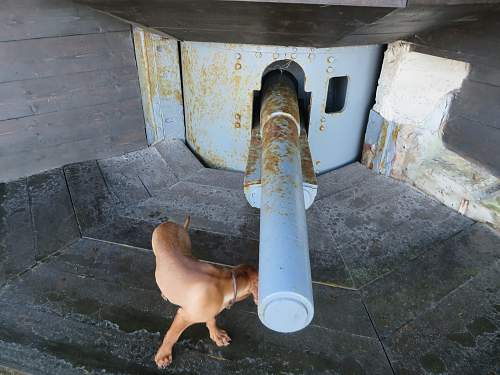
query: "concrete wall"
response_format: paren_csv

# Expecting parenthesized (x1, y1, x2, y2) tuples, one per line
(406, 8, 500, 177)
(362, 42, 499, 228)
(0, 0, 147, 182)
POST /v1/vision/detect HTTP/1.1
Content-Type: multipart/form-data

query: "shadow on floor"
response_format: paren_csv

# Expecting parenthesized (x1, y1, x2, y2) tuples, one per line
(1, 141, 498, 374)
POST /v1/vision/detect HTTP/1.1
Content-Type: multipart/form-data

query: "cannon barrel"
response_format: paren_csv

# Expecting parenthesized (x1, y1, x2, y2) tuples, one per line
(257, 71, 314, 333)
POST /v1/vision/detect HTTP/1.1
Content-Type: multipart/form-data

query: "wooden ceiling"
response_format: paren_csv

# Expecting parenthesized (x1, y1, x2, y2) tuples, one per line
(76, 0, 500, 47)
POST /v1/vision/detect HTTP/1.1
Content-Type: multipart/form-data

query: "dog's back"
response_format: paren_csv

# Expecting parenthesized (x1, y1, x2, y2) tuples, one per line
(153, 217, 226, 314)
(152, 216, 192, 258)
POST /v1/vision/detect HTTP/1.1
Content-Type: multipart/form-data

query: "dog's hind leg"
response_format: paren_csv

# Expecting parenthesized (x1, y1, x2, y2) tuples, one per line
(206, 317, 231, 347)
(155, 308, 193, 368)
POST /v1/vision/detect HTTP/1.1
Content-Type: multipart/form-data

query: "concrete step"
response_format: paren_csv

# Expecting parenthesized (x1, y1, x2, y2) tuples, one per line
(2, 142, 499, 374)
(98, 146, 178, 204)
(0, 238, 392, 375)
(61, 146, 475, 292)
(154, 139, 203, 181)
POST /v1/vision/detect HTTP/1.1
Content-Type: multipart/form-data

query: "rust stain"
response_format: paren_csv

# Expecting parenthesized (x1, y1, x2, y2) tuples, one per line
(299, 131, 317, 185)
(133, 28, 157, 139)
(259, 74, 302, 178)
(183, 44, 258, 169)
(361, 143, 376, 169)
(245, 128, 261, 178)
(134, 28, 184, 142)
(261, 120, 299, 176)
(391, 125, 400, 142)
(260, 77, 300, 129)
(376, 120, 388, 165)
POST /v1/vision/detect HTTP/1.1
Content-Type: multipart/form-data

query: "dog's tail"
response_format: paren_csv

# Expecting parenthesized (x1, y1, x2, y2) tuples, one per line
(183, 214, 190, 230)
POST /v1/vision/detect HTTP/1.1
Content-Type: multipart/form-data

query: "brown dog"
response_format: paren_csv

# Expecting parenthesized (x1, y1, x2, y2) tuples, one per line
(152, 216, 258, 368)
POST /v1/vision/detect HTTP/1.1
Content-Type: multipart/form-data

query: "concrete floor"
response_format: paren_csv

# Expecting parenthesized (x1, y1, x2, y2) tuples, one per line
(0, 140, 499, 375)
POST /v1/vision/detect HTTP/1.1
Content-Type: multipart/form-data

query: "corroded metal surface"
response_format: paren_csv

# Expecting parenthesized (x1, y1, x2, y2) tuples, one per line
(133, 27, 184, 144)
(243, 127, 262, 198)
(260, 72, 301, 183)
(181, 41, 381, 173)
(260, 73, 300, 135)
(181, 42, 258, 170)
(299, 130, 317, 186)
(243, 72, 317, 208)
(257, 72, 314, 332)
(244, 126, 318, 209)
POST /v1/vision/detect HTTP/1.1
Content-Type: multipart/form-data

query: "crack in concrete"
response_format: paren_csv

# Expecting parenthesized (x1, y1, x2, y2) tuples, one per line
(0, 238, 80, 294)
(361, 298, 396, 375)
(384, 257, 500, 340)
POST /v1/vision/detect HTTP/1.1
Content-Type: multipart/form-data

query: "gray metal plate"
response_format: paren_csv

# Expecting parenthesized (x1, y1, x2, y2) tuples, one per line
(182, 42, 382, 173)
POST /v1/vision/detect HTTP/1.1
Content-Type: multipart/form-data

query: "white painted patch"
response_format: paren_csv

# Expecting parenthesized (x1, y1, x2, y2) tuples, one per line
(364, 41, 499, 228)
(374, 42, 470, 126)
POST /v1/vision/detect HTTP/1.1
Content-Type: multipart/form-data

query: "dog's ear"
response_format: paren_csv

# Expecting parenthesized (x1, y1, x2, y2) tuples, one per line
(183, 214, 190, 230)
(234, 265, 259, 304)
(249, 275, 258, 305)
(234, 265, 257, 279)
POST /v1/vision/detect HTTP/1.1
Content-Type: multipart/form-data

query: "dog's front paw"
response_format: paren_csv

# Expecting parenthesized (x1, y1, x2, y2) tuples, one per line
(155, 345, 173, 369)
(210, 328, 231, 347)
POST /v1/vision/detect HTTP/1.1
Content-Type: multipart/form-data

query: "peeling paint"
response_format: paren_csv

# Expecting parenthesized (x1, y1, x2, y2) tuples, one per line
(181, 41, 382, 173)
(361, 111, 400, 177)
(362, 41, 499, 228)
(133, 27, 184, 144)
(244, 125, 317, 209)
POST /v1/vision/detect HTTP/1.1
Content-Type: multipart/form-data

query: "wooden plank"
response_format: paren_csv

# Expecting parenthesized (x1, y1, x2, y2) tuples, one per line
(350, 5, 486, 35)
(443, 115, 500, 176)
(469, 64, 500, 87)
(451, 79, 500, 129)
(407, 7, 500, 67)
(78, 0, 497, 47)
(221, 0, 406, 7)
(0, 98, 144, 155)
(0, 0, 146, 182)
(0, 0, 128, 42)
(0, 31, 136, 83)
(408, 0, 500, 5)
(0, 98, 146, 181)
(1, 132, 145, 183)
(77, 0, 392, 47)
(404, 7, 500, 176)
(0, 66, 140, 121)
(337, 32, 410, 45)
